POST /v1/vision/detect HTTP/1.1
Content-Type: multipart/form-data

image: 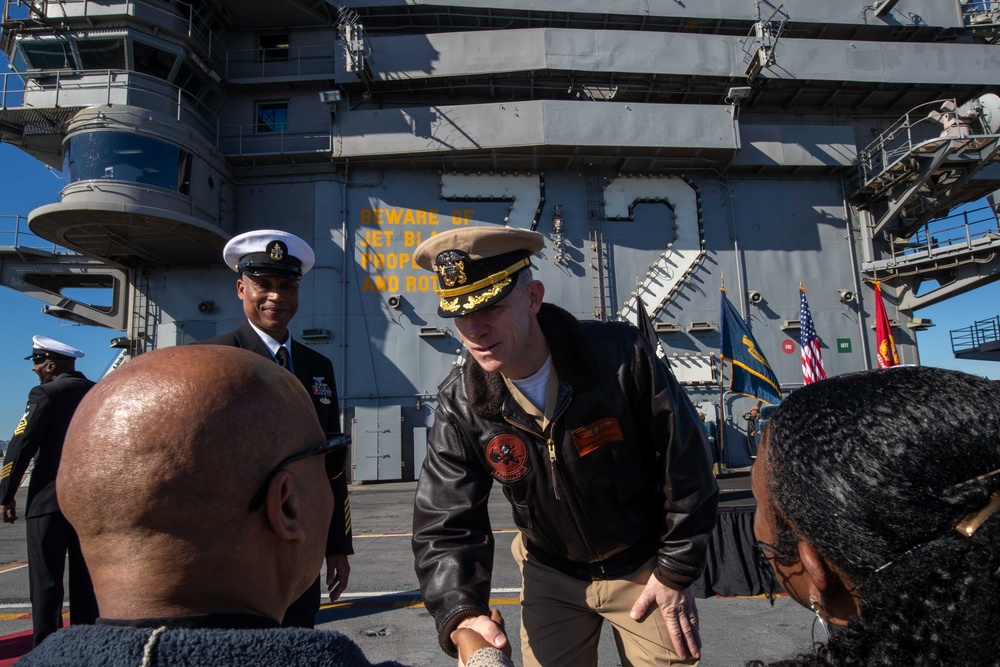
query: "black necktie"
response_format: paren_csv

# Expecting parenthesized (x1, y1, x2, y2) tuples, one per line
(275, 346, 290, 369)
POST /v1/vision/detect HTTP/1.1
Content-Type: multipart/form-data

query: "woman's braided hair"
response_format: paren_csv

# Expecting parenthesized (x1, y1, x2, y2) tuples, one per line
(748, 366, 1000, 667)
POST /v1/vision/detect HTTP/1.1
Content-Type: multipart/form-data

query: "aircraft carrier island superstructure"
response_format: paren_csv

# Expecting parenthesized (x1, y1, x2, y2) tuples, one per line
(2, 0, 1000, 477)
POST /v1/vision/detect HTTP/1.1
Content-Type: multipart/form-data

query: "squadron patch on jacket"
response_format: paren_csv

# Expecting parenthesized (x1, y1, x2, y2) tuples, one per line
(485, 433, 529, 482)
(572, 417, 624, 457)
(311, 378, 333, 405)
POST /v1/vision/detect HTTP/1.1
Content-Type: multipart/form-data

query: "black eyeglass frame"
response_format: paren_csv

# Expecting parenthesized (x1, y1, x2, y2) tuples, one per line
(248, 434, 350, 512)
(754, 539, 798, 602)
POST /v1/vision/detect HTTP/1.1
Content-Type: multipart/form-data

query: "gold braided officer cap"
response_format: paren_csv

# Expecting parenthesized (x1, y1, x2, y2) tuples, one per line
(414, 226, 545, 318)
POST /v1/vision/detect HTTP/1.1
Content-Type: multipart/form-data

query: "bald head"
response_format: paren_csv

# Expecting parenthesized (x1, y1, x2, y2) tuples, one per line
(58, 345, 330, 620)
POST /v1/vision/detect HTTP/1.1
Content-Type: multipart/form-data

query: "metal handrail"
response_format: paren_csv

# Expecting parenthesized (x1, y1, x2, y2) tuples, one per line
(2, 0, 33, 23)
(2, 68, 336, 155)
(0, 214, 70, 253)
(0, 69, 219, 138)
(217, 120, 333, 157)
(887, 204, 1000, 262)
(2, 0, 224, 63)
(224, 44, 336, 80)
(951, 315, 1000, 354)
(962, 1, 1000, 27)
(856, 99, 964, 187)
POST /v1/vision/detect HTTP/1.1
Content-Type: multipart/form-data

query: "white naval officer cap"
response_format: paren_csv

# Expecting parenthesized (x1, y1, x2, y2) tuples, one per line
(25, 335, 85, 361)
(223, 230, 316, 279)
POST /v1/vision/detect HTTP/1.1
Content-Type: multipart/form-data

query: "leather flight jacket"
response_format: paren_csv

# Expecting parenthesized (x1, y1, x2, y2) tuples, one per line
(412, 304, 719, 656)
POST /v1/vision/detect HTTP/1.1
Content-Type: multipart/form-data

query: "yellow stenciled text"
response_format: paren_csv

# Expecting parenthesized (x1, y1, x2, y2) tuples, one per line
(357, 206, 478, 293)
(360, 252, 411, 270)
(360, 208, 440, 226)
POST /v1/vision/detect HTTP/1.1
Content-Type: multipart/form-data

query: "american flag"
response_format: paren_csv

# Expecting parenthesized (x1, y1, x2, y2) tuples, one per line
(799, 286, 827, 384)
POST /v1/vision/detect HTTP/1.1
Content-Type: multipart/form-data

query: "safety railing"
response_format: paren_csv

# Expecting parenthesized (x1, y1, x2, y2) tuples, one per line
(0, 70, 25, 109)
(856, 99, 969, 189)
(950, 315, 1000, 355)
(0, 69, 218, 140)
(224, 44, 336, 81)
(217, 120, 333, 157)
(2, 0, 34, 22)
(2, 0, 224, 63)
(962, 1, 1000, 28)
(886, 204, 1000, 261)
(0, 214, 69, 253)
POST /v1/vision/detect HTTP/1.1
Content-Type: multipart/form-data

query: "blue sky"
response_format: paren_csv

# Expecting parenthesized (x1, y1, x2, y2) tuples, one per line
(3, 144, 1000, 435)
(1, 144, 122, 437)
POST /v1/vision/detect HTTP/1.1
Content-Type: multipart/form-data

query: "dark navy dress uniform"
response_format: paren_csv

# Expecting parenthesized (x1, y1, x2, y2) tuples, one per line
(196, 229, 353, 628)
(199, 320, 353, 563)
(1, 346, 98, 646)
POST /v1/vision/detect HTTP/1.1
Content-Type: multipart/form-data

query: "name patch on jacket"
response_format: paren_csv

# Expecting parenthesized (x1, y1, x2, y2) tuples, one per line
(311, 378, 333, 405)
(572, 418, 624, 457)
(485, 434, 529, 482)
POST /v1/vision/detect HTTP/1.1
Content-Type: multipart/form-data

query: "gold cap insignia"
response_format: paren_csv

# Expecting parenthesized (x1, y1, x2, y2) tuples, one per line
(435, 251, 468, 288)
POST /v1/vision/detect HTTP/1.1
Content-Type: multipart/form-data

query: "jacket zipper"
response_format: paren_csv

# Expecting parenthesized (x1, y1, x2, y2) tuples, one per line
(502, 398, 604, 565)
(546, 436, 560, 501)
(503, 415, 562, 500)
(502, 392, 572, 500)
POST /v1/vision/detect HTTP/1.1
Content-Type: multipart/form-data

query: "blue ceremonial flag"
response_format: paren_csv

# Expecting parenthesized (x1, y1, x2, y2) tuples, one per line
(719, 287, 782, 405)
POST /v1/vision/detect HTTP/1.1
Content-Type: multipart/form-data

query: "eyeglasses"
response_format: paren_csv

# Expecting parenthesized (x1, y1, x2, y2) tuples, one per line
(248, 434, 350, 512)
(754, 540, 779, 602)
(754, 539, 798, 603)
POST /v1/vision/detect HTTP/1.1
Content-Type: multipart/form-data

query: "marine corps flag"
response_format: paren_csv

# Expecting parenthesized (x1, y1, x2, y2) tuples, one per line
(873, 280, 899, 368)
(720, 286, 782, 405)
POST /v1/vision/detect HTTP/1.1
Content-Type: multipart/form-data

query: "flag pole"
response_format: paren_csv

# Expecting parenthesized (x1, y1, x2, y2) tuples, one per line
(716, 353, 726, 476)
(716, 274, 727, 475)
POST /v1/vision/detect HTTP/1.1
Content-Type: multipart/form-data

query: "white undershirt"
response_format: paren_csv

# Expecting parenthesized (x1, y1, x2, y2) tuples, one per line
(247, 320, 295, 372)
(509, 355, 552, 411)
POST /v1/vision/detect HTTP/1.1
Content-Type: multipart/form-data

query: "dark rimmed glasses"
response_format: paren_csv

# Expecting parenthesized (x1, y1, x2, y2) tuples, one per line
(754, 539, 796, 603)
(248, 434, 350, 512)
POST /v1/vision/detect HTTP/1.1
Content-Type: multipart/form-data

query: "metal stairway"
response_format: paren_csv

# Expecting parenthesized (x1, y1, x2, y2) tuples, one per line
(855, 99, 1000, 242)
(851, 98, 1000, 311)
(127, 268, 157, 358)
(963, 1, 1000, 44)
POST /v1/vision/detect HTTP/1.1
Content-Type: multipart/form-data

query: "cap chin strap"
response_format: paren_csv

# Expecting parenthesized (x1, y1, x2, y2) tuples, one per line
(238, 263, 303, 279)
(434, 258, 529, 298)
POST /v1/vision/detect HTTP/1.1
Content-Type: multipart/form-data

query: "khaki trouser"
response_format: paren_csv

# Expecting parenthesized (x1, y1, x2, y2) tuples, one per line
(511, 532, 699, 667)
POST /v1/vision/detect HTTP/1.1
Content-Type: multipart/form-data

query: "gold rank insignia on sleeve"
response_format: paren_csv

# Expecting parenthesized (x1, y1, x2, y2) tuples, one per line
(1, 462, 12, 480)
(13, 409, 29, 436)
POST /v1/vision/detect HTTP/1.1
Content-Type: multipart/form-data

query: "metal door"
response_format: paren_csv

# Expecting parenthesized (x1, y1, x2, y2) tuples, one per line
(353, 405, 402, 481)
(412, 427, 427, 480)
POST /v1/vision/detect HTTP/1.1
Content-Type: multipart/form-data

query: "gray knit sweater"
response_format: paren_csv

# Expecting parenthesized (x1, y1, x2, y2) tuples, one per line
(17, 624, 408, 666)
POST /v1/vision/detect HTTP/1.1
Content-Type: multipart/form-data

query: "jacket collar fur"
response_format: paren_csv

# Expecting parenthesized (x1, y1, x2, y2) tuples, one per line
(463, 303, 596, 418)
